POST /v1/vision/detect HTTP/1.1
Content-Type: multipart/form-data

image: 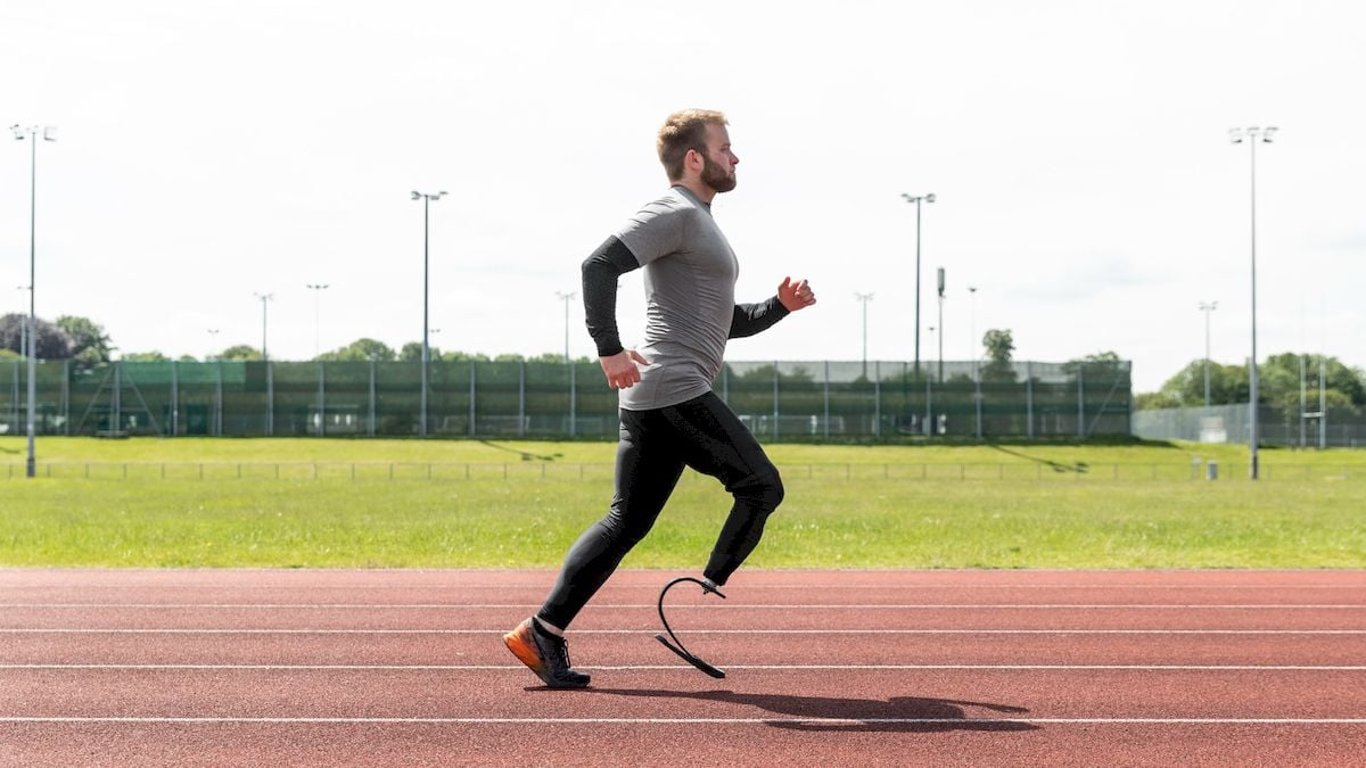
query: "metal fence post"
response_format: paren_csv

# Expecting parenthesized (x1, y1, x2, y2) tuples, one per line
(112, 362, 122, 433)
(1026, 361, 1034, 440)
(170, 360, 178, 436)
(215, 360, 223, 436)
(468, 362, 476, 437)
(317, 361, 326, 437)
(874, 360, 881, 437)
(1076, 365, 1085, 439)
(367, 359, 376, 437)
(823, 360, 830, 439)
(266, 360, 274, 437)
(772, 362, 780, 440)
(518, 359, 526, 438)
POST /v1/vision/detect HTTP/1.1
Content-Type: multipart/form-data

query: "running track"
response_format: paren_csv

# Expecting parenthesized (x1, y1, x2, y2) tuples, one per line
(1, 569, 1363, 767)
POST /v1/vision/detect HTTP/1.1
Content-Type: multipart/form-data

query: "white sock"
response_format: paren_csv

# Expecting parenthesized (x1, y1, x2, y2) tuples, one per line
(533, 616, 565, 638)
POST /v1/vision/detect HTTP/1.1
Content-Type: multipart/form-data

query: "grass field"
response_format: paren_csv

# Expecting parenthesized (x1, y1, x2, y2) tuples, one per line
(2, 437, 1363, 569)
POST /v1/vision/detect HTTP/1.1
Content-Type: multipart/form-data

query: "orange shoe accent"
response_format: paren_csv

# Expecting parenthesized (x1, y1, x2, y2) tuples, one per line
(503, 620, 546, 675)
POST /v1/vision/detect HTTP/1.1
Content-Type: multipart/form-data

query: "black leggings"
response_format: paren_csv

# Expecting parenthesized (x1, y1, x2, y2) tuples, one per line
(537, 392, 784, 630)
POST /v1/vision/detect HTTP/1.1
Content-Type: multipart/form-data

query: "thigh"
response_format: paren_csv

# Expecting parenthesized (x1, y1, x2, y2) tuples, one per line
(660, 393, 775, 488)
(613, 408, 687, 521)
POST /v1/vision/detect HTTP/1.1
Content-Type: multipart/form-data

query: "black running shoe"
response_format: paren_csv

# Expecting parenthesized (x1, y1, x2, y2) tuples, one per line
(503, 618, 591, 688)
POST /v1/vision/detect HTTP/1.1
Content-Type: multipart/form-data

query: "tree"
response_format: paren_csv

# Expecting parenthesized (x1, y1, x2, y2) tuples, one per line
(0, 314, 75, 359)
(317, 338, 394, 362)
(437, 350, 492, 363)
(121, 351, 170, 362)
(1141, 352, 1364, 412)
(218, 344, 263, 361)
(980, 328, 1016, 382)
(1064, 351, 1131, 386)
(1259, 352, 1365, 413)
(398, 342, 433, 362)
(56, 315, 114, 367)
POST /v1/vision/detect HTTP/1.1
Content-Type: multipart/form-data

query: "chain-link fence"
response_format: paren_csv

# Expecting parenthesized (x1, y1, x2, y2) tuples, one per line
(2, 357, 1132, 440)
(1134, 403, 1366, 448)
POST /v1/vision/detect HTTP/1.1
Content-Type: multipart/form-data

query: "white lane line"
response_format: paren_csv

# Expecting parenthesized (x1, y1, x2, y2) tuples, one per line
(2, 664, 1362, 671)
(1, 628, 1363, 635)
(1, 716, 1363, 725)
(3, 603, 1362, 610)
(3, 584, 1362, 591)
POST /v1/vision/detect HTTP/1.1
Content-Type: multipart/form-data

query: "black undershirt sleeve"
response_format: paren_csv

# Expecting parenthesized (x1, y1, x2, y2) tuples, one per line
(729, 296, 790, 339)
(581, 236, 641, 357)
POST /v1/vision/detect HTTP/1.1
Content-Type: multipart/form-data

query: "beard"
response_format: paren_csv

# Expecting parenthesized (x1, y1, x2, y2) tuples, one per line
(701, 154, 737, 193)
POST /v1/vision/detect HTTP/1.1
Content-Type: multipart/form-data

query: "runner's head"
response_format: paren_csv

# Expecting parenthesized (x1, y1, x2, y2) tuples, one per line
(657, 109, 738, 194)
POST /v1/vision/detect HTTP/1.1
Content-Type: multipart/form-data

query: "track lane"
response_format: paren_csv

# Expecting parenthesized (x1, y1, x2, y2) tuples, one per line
(2, 569, 1363, 767)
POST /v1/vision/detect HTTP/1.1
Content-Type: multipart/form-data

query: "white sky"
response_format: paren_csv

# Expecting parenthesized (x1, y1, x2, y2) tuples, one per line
(2, 0, 1363, 392)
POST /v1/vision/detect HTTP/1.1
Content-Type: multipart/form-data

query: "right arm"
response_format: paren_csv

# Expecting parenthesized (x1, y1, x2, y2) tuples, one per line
(581, 236, 648, 389)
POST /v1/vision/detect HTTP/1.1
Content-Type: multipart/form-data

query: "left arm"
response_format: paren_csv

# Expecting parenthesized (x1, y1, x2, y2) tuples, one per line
(728, 277, 817, 339)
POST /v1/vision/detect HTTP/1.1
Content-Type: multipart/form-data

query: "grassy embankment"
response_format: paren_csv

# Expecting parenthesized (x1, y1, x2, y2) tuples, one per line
(2, 437, 1362, 569)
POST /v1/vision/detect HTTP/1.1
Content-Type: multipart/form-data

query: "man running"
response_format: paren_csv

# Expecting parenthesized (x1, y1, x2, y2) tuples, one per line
(504, 109, 817, 688)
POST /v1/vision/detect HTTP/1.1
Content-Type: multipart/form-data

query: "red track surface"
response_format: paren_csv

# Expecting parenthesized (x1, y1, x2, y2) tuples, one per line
(1, 569, 1363, 767)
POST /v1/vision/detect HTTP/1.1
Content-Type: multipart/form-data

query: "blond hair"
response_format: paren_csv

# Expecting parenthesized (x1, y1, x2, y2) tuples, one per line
(656, 109, 728, 181)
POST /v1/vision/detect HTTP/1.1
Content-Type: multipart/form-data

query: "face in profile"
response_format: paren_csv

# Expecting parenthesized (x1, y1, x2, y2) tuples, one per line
(698, 123, 738, 194)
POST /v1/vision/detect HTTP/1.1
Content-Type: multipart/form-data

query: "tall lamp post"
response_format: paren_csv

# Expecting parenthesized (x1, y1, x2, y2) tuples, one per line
(854, 292, 874, 378)
(12, 123, 56, 479)
(556, 291, 577, 437)
(969, 285, 981, 439)
(936, 267, 946, 383)
(925, 325, 935, 435)
(1199, 301, 1218, 410)
(253, 292, 274, 360)
(411, 190, 447, 437)
(306, 283, 329, 358)
(900, 193, 935, 381)
(1229, 126, 1276, 480)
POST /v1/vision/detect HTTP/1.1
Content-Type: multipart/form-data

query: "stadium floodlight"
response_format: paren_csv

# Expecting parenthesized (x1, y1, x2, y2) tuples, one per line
(1229, 125, 1277, 480)
(12, 123, 56, 479)
(900, 193, 936, 382)
(1199, 301, 1218, 410)
(969, 285, 981, 439)
(412, 189, 447, 437)
(306, 283, 330, 358)
(555, 291, 578, 437)
(254, 292, 274, 361)
(854, 292, 874, 378)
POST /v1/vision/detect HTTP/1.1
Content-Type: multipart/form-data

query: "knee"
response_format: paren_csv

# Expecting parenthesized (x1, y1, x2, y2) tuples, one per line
(736, 467, 784, 512)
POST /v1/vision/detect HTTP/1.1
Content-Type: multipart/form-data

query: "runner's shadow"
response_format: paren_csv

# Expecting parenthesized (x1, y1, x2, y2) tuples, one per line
(988, 444, 1088, 473)
(569, 688, 1038, 733)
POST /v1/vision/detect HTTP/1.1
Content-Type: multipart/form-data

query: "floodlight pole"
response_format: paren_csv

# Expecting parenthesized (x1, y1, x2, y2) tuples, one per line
(254, 293, 274, 361)
(854, 292, 874, 379)
(412, 190, 447, 437)
(969, 285, 981, 439)
(1229, 126, 1276, 480)
(12, 124, 55, 479)
(556, 291, 577, 437)
(306, 283, 329, 358)
(937, 267, 945, 384)
(925, 325, 934, 436)
(1199, 301, 1218, 410)
(901, 193, 935, 381)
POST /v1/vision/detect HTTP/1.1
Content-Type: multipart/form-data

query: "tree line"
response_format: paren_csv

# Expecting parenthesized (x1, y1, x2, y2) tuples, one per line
(0, 313, 585, 367)
(4, 314, 1361, 414)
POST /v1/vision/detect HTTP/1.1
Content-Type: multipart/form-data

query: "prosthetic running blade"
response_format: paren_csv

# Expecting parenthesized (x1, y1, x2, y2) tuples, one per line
(655, 576, 727, 678)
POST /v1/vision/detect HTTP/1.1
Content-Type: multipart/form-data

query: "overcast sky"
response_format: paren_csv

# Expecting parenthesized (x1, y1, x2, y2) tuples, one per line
(3, 0, 1363, 392)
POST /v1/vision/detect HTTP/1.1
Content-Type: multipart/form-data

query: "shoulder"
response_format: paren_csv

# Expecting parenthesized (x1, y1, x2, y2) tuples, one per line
(630, 189, 703, 226)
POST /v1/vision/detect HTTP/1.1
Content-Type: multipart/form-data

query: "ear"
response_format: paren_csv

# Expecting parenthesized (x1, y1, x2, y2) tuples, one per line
(684, 147, 705, 175)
